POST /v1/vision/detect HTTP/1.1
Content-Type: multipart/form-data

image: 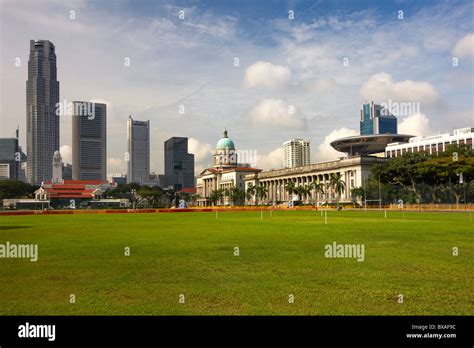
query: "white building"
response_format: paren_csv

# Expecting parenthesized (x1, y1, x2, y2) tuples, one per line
(196, 130, 261, 206)
(283, 138, 310, 168)
(244, 156, 384, 205)
(0, 163, 10, 180)
(385, 127, 473, 158)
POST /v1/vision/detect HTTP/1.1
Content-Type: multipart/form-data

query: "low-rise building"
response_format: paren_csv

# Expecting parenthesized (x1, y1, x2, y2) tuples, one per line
(385, 127, 473, 158)
(244, 156, 386, 205)
(34, 179, 115, 209)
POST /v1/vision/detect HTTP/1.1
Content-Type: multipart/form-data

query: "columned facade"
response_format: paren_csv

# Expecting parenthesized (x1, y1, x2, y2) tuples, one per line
(245, 156, 385, 205)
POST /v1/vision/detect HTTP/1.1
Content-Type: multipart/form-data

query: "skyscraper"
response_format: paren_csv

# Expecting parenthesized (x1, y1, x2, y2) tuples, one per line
(127, 116, 150, 184)
(360, 101, 397, 135)
(0, 137, 20, 180)
(164, 137, 195, 190)
(283, 139, 310, 168)
(72, 101, 107, 180)
(26, 40, 60, 184)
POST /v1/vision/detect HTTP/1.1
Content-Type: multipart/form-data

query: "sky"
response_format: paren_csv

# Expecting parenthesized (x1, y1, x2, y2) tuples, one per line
(0, 0, 473, 175)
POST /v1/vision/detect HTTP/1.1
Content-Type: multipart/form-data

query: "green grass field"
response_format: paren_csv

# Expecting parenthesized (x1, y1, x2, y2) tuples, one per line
(0, 210, 472, 315)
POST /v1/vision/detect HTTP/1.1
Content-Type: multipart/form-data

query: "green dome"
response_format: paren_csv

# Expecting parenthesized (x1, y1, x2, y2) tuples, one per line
(216, 130, 235, 150)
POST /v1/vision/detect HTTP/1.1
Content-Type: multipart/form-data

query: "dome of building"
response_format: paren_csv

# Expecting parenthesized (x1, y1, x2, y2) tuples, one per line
(216, 129, 235, 150)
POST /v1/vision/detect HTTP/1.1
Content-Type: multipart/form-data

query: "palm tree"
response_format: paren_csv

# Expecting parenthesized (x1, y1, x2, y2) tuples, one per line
(224, 185, 245, 206)
(188, 193, 201, 206)
(232, 186, 246, 206)
(255, 185, 268, 204)
(310, 182, 325, 206)
(246, 184, 256, 205)
(284, 181, 297, 202)
(329, 173, 346, 208)
(294, 185, 305, 201)
(209, 188, 224, 206)
(223, 187, 232, 206)
(302, 184, 312, 203)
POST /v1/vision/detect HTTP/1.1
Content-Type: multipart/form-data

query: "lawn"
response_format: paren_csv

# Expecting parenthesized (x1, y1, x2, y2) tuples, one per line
(0, 210, 472, 315)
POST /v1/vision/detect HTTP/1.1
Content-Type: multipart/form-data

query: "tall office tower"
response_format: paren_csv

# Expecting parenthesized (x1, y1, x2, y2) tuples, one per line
(164, 137, 195, 190)
(0, 137, 20, 180)
(72, 101, 107, 180)
(26, 40, 60, 185)
(127, 116, 150, 184)
(283, 138, 310, 168)
(360, 101, 397, 135)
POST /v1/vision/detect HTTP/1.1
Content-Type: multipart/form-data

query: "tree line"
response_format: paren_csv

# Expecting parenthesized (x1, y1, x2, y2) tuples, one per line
(352, 145, 474, 205)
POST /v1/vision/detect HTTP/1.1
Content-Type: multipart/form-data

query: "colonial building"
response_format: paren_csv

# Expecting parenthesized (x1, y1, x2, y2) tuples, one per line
(34, 180, 114, 208)
(196, 130, 261, 206)
(244, 156, 386, 205)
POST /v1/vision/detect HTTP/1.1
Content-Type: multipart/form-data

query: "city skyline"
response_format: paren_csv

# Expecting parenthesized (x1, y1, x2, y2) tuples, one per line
(1, 0, 473, 175)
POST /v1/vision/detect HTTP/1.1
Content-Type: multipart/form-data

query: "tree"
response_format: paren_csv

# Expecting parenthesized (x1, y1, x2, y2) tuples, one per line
(284, 181, 297, 201)
(255, 185, 268, 204)
(209, 188, 224, 206)
(137, 186, 165, 208)
(246, 184, 256, 205)
(310, 182, 324, 206)
(223, 185, 245, 206)
(187, 193, 201, 206)
(351, 187, 365, 205)
(372, 152, 428, 202)
(233, 186, 246, 206)
(295, 185, 311, 202)
(372, 145, 474, 204)
(329, 172, 346, 207)
(0, 180, 37, 205)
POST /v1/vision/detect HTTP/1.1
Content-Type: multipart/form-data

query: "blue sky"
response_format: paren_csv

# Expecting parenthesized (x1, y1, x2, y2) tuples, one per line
(1, 0, 473, 174)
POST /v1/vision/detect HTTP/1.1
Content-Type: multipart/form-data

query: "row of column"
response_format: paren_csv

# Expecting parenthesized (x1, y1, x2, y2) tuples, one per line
(255, 170, 354, 204)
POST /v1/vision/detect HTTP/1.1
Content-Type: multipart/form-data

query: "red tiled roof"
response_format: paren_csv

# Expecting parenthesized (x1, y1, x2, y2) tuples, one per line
(200, 167, 261, 175)
(43, 180, 107, 185)
(178, 187, 196, 193)
(229, 167, 261, 172)
(40, 180, 106, 199)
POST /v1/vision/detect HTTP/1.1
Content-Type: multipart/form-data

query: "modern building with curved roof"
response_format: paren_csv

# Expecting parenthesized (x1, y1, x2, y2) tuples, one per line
(330, 134, 413, 156)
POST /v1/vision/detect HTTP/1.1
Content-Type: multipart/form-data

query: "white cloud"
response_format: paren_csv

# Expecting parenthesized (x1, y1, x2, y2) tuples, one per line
(304, 78, 336, 94)
(398, 113, 432, 137)
(59, 145, 72, 164)
(243, 61, 291, 89)
(249, 99, 307, 130)
(188, 138, 213, 173)
(359, 73, 440, 106)
(316, 128, 358, 162)
(453, 33, 474, 58)
(256, 147, 284, 171)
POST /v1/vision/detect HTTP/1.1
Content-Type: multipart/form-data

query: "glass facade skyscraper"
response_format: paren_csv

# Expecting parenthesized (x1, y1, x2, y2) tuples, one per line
(127, 116, 150, 184)
(72, 102, 107, 181)
(360, 102, 397, 135)
(26, 40, 60, 184)
(164, 137, 195, 190)
(0, 138, 20, 180)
